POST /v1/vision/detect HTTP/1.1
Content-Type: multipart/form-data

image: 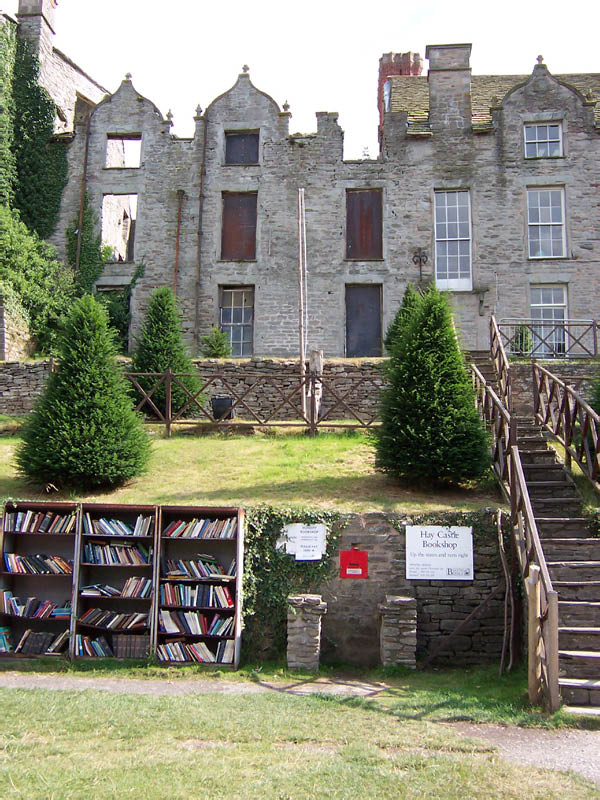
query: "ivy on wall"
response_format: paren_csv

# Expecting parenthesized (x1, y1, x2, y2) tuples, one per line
(0, 21, 17, 207)
(242, 506, 344, 660)
(11, 39, 67, 238)
(66, 195, 109, 293)
(97, 262, 145, 353)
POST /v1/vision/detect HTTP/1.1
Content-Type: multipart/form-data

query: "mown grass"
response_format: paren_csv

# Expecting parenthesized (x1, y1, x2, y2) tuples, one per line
(0, 682, 597, 799)
(0, 430, 501, 513)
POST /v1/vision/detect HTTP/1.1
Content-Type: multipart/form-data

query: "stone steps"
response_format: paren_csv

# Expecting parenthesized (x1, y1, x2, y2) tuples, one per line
(543, 538, 600, 559)
(548, 562, 600, 581)
(555, 582, 600, 601)
(558, 650, 600, 679)
(527, 481, 577, 499)
(535, 518, 592, 538)
(531, 498, 583, 517)
(520, 449, 558, 465)
(559, 627, 600, 650)
(559, 601, 600, 627)
(559, 677, 600, 706)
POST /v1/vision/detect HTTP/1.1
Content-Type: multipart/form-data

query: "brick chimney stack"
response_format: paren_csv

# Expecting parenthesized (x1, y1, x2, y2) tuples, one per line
(378, 52, 423, 127)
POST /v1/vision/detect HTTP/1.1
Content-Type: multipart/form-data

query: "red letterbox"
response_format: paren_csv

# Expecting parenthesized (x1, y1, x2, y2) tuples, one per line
(340, 548, 368, 579)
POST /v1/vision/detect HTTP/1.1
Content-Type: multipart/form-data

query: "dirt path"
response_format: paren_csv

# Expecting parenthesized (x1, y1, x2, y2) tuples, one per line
(1, 673, 599, 787)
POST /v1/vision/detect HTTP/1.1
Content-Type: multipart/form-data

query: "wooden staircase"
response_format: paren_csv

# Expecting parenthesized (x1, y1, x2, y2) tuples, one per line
(518, 415, 600, 707)
(469, 348, 600, 707)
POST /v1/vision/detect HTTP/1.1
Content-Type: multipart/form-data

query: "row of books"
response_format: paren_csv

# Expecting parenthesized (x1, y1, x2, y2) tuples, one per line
(81, 577, 152, 599)
(159, 609, 233, 637)
(0, 626, 11, 653)
(162, 555, 233, 579)
(82, 513, 154, 538)
(0, 590, 70, 619)
(3, 553, 73, 575)
(15, 628, 69, 655)
(79, 608, 148, 630)
(162, 517, 237, 540)
(160, 582, 233, 609)
(74, 634, 113, 657)
(3, 510, 76, 536)
(156, 639, 234, 663)
(83, 542, 150, 566)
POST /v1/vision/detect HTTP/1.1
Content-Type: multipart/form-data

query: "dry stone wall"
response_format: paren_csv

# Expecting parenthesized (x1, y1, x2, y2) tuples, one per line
(0, 360, 51, 415)
(511, 360, 600, 417)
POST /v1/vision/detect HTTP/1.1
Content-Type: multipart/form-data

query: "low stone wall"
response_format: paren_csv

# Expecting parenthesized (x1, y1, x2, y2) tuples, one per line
(511, 360, 600, 417)
(0, 298, 34, 362)
(319, 511, 505, 668)
(0, 360, 52, 415)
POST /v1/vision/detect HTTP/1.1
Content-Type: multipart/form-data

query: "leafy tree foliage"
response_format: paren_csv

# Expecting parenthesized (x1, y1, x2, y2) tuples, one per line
(376, 285, 488, 485)
(200, 326, 232, 358)
(131, 287, 201, 416)
(384, 283, 421, 355)
(16, 295, 150, 489)
(11, 39, 67, 238)
(0, 204, 76, 352)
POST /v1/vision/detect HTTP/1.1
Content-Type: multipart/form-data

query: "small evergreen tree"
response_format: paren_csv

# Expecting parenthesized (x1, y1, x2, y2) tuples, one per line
(375, 285, 488, 485)
(16, 295, 150, 489)
(384, 283, 421, 355)
(200, 326, 232, 358)
(131, 287, 201, 417)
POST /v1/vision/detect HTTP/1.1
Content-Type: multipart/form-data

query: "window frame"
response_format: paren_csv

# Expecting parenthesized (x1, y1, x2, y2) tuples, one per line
(526, 187, 567, 259)
(434, 189, 473, 291)
(220, 192, 258, 261)
(224, 130, 260, 165)
(529, 284, 568, 356)
(219, 286, 255, 357)
(345, 188, 384, 261)
(523, 122, 563, 159)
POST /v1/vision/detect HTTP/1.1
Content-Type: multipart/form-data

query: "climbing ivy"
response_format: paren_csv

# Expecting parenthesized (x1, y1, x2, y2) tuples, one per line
(97, 262, 145, 353)
(242, 506, 344, 660)
(0, 20, 17, 207)
(66, 195, 110, 293)
(11, 38, 68, 238)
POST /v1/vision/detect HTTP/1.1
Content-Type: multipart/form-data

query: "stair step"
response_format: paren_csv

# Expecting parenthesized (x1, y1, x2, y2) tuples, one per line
(549, 561, 600, 581)
(535, 519, 592, 538)
(532, 497, 582, 514)
(555, 582, 600, 601)
(527, 481, 575, 498)
(559, 601, 600, 626)
(559, 649, 600, 679)
(517, 437, 550, 451)
(559, 627, 600, 649)
(559, 677, 600, 706)
(520, 450, 558, 465)
(543, 539, 600, 559)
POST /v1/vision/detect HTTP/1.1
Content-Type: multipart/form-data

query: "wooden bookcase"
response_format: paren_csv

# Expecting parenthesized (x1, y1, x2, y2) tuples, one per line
(0, 501, 78, 658)
(70, 503, 158, 660)
(156, 506, 244, 668)
(0, 501, 244, 666)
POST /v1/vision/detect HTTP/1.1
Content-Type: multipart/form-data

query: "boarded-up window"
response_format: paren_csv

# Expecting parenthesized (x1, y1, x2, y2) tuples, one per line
(346, 189, 383, 260)
(225, 132, 259, 164)
(221, 193, 257, 260)
(346, 285, 382, 357)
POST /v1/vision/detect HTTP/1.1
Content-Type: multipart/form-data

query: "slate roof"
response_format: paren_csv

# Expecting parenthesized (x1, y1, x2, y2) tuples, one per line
(389, 73, 600, 134)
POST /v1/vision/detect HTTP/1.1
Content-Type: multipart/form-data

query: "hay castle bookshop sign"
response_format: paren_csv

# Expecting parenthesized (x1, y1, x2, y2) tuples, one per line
(405, 526, 473, 580)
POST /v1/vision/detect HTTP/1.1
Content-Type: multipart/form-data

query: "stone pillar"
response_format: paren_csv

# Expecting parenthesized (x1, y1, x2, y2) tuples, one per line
(379, 595, 417, 669)
(287, 594, 327, 671)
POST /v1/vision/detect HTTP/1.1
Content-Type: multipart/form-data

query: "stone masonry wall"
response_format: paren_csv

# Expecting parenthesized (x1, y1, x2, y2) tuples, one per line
(0, 360, 51, 415)
(0, 299, 34, 362)
(511, 360, 600, 417)
(320, 512, 505, 668)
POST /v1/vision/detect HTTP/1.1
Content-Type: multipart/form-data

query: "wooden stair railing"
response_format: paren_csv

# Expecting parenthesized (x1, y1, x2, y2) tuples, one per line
(490, 314, 512, 412)
(472, 362, 560, 711)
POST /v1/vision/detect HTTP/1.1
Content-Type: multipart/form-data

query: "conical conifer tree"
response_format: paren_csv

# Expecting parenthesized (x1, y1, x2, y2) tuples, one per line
(16, 295, 150, 489)
(131, 287, 200, 417)
(376, 285, 488, 484)
(384, 283, 421, 355)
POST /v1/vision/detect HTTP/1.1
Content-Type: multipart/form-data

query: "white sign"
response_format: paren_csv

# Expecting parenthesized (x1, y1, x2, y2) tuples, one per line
(278, 523, 327, 561)
(405, 526, 473, 580)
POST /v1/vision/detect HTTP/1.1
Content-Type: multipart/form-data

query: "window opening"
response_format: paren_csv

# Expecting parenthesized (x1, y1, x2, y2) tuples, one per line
(434, 190, 472, 290)
(346, 189, 383, 260)
(220, 287, 254, 357)
(530, 285, 567, 355)
(225, 131, 259, 164)
(101, 194, 138, 262)
(527, 188, 566, 258)
(105, 135, 142, 168)
(524, 123, 562, 158)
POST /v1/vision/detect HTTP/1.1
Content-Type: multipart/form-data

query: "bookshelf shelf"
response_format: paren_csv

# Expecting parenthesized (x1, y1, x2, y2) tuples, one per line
(1, 501, 244, 665)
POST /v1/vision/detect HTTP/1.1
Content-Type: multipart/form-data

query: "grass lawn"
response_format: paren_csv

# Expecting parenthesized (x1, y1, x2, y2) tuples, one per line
(0, 673, 597, 799)
(0, 429, 501, 513)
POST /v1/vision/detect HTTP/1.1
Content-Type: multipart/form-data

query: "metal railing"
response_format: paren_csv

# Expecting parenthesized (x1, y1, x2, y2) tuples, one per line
(472, 362, 560, 711)
(533, 361, 600, 492)
(499, 318, 598, 359)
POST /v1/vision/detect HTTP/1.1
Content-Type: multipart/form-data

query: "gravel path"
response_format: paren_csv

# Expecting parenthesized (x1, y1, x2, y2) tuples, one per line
(1, 673, 599, 787)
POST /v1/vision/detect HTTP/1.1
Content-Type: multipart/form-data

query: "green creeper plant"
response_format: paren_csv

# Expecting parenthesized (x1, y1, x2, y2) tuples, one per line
(200, 326, 232, 358)
(375, 284, 489, 485)
(0, 20, 17, 208)
(16, 295, 150, 489)
(66, 195, 109, 293)
(131, 286, 201, 417)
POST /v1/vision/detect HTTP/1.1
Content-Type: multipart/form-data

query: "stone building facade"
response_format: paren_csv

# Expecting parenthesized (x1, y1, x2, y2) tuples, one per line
(6, 2, 600, 357)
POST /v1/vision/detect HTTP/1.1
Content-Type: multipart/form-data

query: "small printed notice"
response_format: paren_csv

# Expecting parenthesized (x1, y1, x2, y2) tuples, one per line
(278, 523, 327, 561)
(405, 526, 473, 581)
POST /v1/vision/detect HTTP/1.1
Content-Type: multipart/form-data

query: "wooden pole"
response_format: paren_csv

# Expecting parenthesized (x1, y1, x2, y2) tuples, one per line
(546, 591, 561, 712)
(165, 368, 172, 439)
(308, 349, 323, 436)
(527, 564, 543, 705)
(298, 189, 306, 416)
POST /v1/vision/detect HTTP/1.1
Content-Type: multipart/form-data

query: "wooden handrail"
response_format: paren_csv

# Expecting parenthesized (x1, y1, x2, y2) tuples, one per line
(472, 361, 560, 711)
(533, 361, 600, 492)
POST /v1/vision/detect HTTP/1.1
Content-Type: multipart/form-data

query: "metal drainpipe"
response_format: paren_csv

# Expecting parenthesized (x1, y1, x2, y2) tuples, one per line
(75, 106, 92, 272)
(194, 114, 208, 351)
(173, 189, 185, 296)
